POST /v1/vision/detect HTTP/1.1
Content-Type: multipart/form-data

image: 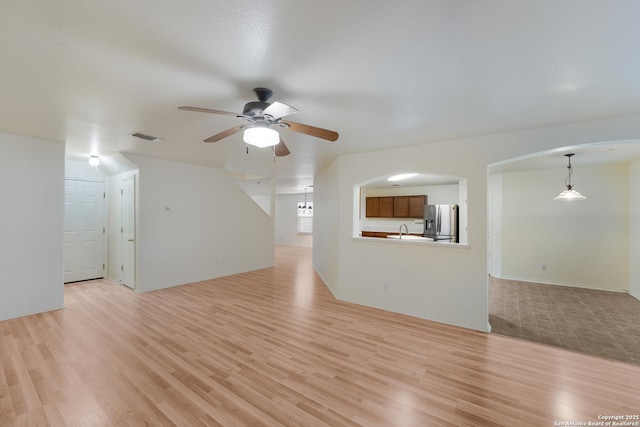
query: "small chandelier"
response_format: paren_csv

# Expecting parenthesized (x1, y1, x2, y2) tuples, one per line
(298, 188, 313, 214)
(553, 153, 586, 201)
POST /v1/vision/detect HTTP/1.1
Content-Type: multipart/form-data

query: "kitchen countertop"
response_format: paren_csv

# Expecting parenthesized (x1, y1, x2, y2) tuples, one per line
(357, 231, 467, 247)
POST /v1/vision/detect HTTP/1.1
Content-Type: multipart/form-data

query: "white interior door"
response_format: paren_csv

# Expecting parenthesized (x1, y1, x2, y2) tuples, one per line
(121, 176, 136, 289)
(64, 180, 105, 283)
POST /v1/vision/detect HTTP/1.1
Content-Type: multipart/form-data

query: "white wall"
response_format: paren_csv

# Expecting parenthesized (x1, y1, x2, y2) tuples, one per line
(630, 159, 640, 300)
(488, 174, 503, 276)
(251, 195, 273, 216)
(0, 131, 65, 321)
(122, 154, 274, 292)
(65, 158, 106, 182)
(313, 159, 341, 295)
(314, 114, 640, 332)
(275, 193, 313, 248)
(234, 178, 275, 217)
(499, 164, 629, 291)
(319, 141, 488, 331)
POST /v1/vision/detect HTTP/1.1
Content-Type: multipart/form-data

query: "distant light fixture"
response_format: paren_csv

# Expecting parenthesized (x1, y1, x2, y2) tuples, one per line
(554, 153, 586, 201)
(388, 173, 418, 182)
(243, 126, 279, 148)
(298, 187, 313, 214)
(88, 155, 100, 167)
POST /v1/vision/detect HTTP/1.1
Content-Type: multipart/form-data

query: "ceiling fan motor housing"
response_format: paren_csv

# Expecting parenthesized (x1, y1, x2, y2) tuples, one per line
(242, 101, 271, 118)
(242, 87, 275, 118)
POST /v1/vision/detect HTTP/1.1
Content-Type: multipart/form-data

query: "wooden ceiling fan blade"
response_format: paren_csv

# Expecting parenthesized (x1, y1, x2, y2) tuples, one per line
(178, 106, 244, 118)
(204, 125, 244, 143)
(263, 102, 299, 120)
(274, 139, 290, 157)
(281, 120, 339, 142)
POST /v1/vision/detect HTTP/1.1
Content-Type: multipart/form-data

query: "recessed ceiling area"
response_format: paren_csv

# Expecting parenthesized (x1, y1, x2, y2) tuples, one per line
(489, 140, 640, 174)
(361, 173, 461, 189)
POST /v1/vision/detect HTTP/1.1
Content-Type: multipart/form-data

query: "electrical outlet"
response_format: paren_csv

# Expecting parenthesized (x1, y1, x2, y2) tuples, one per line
(383, 282, 390, 291)
(541, 264, 547, 271)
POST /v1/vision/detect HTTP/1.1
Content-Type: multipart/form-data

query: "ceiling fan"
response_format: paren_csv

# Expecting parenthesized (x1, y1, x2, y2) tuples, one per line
(178, 88, 339, 156)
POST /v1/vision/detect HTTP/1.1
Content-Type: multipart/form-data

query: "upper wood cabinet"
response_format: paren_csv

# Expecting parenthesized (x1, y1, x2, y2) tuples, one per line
(379, 197, 394, 217)
(394, 196, 410, 217)
(365, 197, 379, 217)
(366, 196, 394, 217)
(366, 195, 425, 218)
(409, 195, 426, 218)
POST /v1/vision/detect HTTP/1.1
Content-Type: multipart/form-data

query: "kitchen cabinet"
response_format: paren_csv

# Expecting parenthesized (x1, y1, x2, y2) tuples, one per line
(394, 196, 410, 218)
(361, 231, 424, 238)
(361, 231, 390, 238)
(365, 197, 379, 217)
(366, 196, 394, 218)
(366, 195, 425, 218)
(409, 195, 426, 218)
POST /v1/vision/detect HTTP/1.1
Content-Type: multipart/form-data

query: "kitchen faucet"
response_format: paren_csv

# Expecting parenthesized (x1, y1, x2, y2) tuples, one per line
(399, 224, 408, 239)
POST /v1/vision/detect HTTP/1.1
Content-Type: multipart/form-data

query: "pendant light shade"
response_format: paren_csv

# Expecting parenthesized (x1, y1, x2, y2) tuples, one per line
(243, 126, 279, 148)
(554, 188, 587, 201)
(554, 153, 586, 201)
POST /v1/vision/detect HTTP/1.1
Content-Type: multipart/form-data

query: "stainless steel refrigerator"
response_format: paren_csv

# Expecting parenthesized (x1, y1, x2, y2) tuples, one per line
(423, 204, 458, 242)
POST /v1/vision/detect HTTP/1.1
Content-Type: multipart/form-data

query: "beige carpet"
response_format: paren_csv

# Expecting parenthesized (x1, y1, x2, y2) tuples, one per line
(489, 276, 640, 366)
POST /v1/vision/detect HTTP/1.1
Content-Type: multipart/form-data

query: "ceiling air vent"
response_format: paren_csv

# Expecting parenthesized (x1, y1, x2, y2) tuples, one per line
(130, 132, 162, 142)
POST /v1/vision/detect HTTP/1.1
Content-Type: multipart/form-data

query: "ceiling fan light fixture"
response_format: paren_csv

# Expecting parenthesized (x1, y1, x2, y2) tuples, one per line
(243, 126, 279, 148)
(88, 155, 100, 167)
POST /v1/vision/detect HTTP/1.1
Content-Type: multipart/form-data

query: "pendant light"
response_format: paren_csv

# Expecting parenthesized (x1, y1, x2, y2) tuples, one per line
(297, 188, 313, 214)
(553, 153, 586, 201)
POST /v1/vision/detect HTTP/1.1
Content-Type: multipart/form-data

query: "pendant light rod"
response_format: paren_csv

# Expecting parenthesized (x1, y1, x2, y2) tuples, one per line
(564, 153, 575, 190)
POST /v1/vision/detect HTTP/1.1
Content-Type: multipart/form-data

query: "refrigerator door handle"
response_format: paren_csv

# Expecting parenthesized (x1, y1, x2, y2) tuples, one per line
(452, 205, 458, 241)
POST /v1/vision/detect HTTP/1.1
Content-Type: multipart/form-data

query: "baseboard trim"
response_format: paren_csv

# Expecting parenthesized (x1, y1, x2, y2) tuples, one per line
(491, 274, 628, 293)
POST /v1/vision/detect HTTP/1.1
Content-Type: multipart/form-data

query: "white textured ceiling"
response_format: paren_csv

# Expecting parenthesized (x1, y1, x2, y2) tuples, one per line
(2, 1, 640, 193)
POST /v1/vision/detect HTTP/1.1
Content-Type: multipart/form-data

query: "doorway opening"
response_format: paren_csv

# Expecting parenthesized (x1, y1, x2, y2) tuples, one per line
(487, 141, 640, 366)
(64, 156, 138, 291)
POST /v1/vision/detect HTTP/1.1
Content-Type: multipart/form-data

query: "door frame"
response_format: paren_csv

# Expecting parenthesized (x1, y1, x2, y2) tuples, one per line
(121, 175, 136, 290)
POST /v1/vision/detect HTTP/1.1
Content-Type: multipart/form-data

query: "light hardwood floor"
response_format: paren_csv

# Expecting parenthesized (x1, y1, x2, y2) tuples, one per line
(1, 246, 639, 426)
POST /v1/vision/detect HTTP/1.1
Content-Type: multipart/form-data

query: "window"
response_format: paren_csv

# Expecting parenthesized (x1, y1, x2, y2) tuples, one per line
(297, 201, 313, 234)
